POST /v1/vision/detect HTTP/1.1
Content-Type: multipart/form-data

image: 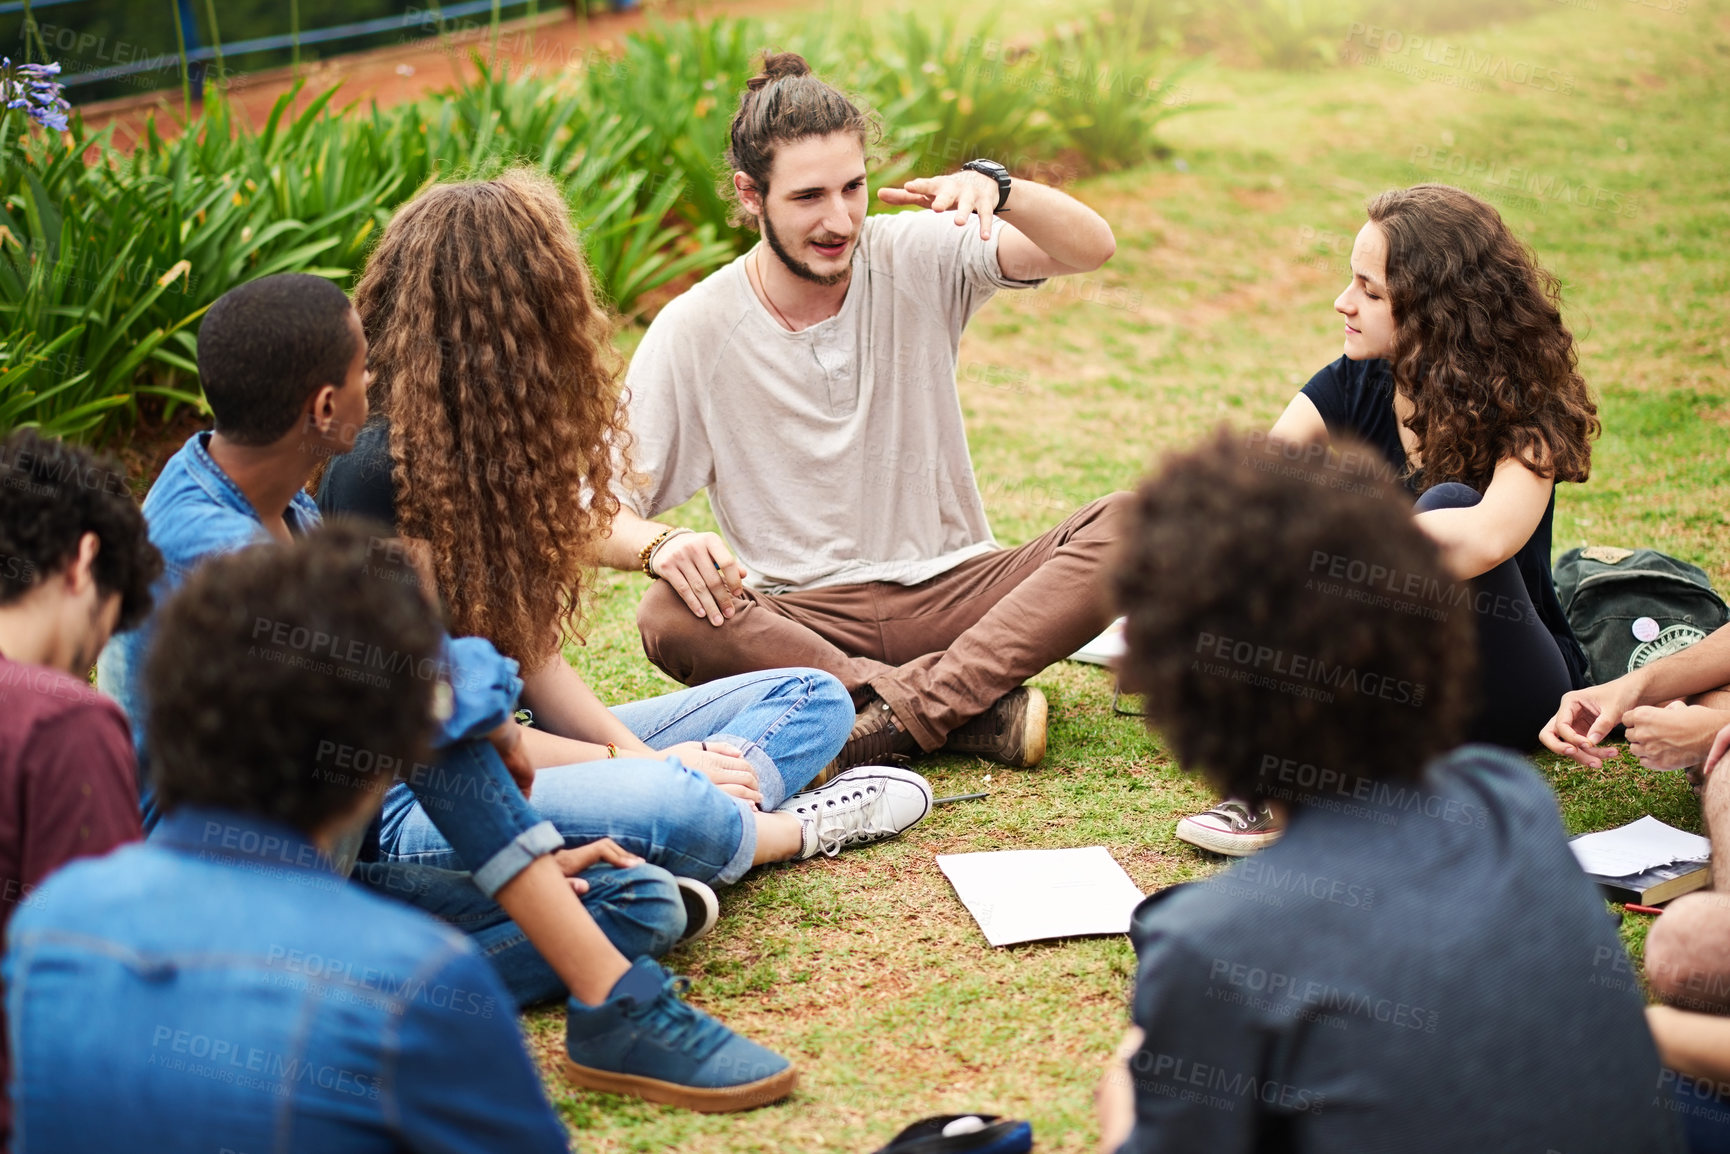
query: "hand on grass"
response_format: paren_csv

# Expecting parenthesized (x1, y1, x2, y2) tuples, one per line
(651, 530, 746, 626)
(552, 838, 646, 895)
(665, 740, 762, 805)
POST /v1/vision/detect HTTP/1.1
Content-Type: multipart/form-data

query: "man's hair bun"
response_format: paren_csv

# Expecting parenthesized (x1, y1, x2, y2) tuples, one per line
(746, 51, 811, 90)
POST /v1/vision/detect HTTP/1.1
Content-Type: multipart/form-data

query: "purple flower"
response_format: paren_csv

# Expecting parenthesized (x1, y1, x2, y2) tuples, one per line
(1, 58, 71, 133)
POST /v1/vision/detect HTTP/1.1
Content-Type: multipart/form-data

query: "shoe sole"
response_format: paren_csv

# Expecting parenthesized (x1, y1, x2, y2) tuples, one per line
(1015, 688, 1048, 768)
(941, 687, 1050, 769)
(1174, 819, 1282, 857)
(562, 1058, 798, 1113)
(675, 878, 719, 945)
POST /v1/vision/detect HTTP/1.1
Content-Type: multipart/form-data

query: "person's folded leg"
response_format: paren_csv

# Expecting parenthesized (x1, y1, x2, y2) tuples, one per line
(1414, 482, 1572, 750)
(352, 859, 686, 1008)
(609, 669, 853, 805)
(636, 579, 894, 697)
(870, 492, 1130, 749)
(378, 754, 757, 885)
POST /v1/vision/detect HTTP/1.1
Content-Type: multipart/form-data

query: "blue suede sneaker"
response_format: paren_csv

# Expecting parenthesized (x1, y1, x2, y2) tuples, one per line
(564, 958, 797, 1112)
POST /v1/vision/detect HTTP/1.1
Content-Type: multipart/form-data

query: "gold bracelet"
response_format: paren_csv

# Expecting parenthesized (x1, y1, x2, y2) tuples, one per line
(638, 528, 675, 579)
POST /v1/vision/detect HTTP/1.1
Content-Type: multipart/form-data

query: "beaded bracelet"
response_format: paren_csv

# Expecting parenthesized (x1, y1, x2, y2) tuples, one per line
(642, 527, 694, 580)
(637, 527, 675, 578)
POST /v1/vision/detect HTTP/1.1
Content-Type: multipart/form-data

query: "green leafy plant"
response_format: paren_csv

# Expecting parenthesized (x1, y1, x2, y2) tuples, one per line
(1036, 12, 1204, 173)
(1, 11, 1197, 446)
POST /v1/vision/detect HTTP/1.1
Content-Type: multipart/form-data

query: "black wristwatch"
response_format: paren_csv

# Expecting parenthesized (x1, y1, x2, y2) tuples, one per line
(961, 158, 1012, 212)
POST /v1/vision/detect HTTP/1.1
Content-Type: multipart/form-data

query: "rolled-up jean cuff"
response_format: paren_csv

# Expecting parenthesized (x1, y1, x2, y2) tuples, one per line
(716, 796, 759, 886)
(707, 731, 789, 811)
(471, 819, 564, 898)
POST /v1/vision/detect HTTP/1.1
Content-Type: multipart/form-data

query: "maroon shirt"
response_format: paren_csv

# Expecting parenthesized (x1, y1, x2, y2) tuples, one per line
(0, 653, 143, 1148)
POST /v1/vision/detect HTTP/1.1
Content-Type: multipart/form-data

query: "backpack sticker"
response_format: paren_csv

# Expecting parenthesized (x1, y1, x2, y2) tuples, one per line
(1631, 616, 1660, 642)
(1629, 623, 1709, 672)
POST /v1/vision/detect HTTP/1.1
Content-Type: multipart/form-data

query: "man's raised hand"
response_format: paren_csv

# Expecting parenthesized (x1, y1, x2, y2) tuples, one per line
(878, 170, 1005, 241)
(652, 530, 746, 626)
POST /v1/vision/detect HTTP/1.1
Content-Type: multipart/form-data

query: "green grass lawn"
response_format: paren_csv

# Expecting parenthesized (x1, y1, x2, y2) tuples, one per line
(531, 3, 1730, 1148)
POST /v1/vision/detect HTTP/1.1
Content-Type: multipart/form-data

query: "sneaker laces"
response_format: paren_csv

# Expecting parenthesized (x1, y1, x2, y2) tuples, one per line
(1203, 800, 1260, 830)
(806, 782, 900, 857)
(841, 701, 914, 765)
(621, 975, 732, 1059)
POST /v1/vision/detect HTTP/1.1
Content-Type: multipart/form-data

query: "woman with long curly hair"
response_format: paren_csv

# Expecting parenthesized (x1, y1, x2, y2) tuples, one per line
(1176, 183, 1600, 857)
(318, 170, 934, 921)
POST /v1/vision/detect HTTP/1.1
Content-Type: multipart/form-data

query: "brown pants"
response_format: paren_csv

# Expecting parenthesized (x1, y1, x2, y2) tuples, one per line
(636, 492, 1131, 750)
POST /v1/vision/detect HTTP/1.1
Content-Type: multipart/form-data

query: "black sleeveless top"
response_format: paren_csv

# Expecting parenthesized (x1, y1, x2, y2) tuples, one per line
(1300, 356, 1589, 689)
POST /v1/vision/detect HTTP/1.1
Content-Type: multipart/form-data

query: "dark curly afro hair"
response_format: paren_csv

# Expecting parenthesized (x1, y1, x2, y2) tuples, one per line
(146, 521, 443, 835)
(1111, 428, 1476, 804)
(0, 429, 160, 630)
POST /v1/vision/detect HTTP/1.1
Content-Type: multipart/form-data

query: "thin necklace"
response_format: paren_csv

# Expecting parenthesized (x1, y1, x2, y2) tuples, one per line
(752, 246, 798, 332)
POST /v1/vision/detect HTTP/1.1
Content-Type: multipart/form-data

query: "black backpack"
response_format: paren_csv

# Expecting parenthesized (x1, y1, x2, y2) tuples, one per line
(1554, 546, 1729, 686)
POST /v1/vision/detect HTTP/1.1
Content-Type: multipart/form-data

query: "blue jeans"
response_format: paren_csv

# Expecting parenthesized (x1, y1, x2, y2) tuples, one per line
(352, 859, 684, 1007)
(389, 737, 563, 897)
(377, 669, 853, 885)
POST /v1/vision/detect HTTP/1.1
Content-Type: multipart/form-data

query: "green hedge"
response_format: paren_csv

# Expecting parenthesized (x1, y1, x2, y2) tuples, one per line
(0, 11, 1190, 445)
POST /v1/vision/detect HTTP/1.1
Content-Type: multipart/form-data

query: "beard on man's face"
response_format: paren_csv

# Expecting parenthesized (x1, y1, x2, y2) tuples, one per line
(760, 203, 851, 288)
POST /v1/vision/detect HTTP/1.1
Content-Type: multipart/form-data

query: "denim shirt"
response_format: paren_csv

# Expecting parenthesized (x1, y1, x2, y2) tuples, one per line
(2, 807, 570, 1154)
(96, 433, 524, 829)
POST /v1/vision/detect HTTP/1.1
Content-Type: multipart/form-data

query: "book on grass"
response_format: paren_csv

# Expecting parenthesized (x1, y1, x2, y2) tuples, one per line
(1568, 815, 1712, 906)
(1587, 859, 1710, 907)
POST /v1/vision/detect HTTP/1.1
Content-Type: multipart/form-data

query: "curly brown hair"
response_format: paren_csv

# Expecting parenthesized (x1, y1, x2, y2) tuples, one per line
(352, 168, 629, 668)
(1368, 184, 1599, 492)
(1112, 429, 1476, 802)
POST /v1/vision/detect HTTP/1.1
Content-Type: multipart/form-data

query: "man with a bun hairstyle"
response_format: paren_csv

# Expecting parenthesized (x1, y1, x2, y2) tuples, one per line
(604, 52, 1124, 775)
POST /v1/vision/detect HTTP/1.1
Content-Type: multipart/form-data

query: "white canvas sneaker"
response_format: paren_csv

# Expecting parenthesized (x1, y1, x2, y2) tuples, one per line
(781, 766, 934, 860)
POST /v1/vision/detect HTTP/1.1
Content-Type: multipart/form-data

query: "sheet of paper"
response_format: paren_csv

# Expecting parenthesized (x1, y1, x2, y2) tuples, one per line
(937, 846, 1146, 947)
(1569, 815, 1711, 879)
(1069, 617, 1127, 666)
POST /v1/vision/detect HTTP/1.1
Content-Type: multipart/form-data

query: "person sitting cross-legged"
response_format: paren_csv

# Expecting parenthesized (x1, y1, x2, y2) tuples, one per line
(1177, 183, 1602, 856)
(317, 169, 933, 893)
(600, 52, 1124, 778)
(1094, 430, 1680, 1154)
